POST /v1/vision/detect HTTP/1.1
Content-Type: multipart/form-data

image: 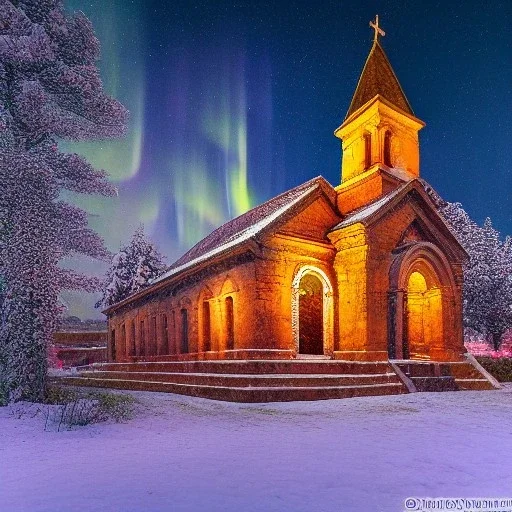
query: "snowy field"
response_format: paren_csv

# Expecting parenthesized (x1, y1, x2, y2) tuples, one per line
(1, 387, 512, 512)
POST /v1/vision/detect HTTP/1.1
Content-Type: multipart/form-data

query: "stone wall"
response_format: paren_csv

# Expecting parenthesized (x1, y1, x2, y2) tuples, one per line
(255, 233, 338, 355)
(108, 255, 260, 362)
(107, 231, 340, 362)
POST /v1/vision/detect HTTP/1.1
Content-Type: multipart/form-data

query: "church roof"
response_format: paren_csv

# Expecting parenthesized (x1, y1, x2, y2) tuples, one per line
(331, 179, 467, 260)
(333, 181, 409, 230)
(152, 176, 335, 285)
(345, 40, 414, 120)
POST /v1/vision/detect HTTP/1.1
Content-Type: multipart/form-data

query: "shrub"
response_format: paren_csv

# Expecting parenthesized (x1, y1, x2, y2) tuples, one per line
(476, 357, 512, 382)
(44, 386, 136, 429)
(45, 386, 79, 405)
(93, 392, 136, 423)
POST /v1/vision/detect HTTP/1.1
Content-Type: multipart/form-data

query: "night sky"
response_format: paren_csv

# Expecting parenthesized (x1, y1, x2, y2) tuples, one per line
(62, 0, 511, 317)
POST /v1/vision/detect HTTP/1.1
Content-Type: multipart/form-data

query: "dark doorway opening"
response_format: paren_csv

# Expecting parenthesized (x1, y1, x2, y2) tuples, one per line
(298, 273, 324, 355)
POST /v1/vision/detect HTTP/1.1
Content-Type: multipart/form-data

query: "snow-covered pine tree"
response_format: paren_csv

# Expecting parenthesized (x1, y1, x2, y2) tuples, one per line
(96, 250, 132, 309)
(96, 226, 167, 309)
(0, 1, 128, 403)
(441, 203, 512, 351)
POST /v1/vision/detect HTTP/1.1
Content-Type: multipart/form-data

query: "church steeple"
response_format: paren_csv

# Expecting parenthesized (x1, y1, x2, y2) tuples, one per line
(345, 39, 414, 120)
(334, 16, 425, 197)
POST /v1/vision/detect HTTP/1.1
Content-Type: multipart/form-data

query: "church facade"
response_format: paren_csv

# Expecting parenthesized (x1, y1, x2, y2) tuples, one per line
(104, 23, 469, 368)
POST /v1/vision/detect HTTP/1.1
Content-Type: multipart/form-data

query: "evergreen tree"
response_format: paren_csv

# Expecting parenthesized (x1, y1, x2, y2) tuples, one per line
(441, 204, 512, 351)
(0, 0, 128, 402)
(96, 226, 167, 309)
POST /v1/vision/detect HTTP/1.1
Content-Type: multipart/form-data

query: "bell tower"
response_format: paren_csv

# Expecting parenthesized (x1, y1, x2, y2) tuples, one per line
(335, 16, 425, 214)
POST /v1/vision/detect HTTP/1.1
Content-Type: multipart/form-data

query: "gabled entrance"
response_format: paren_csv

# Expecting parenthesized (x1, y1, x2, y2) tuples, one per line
(388, 242, 455, 361)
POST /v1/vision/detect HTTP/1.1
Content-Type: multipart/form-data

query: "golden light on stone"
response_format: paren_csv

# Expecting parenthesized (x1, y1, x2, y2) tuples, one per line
(408, 271, 427, 293)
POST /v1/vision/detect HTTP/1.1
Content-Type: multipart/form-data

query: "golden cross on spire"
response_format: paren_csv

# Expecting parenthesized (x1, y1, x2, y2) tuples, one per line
(369, 15, 385, 42)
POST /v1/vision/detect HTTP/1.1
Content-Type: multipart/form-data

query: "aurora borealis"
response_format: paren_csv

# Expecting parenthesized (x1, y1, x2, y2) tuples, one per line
(62, 0, 511, 317)
(63, 0, 277, 259)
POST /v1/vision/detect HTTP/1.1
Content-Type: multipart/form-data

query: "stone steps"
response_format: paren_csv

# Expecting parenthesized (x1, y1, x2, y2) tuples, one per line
(72, 370, 399, 388)
(51, 376, 405, 403)
(453, 378, 496, 391)
(448, 361, 496, 390)
(51, 359, 407, 402)
(394, 361, 452, 378)
(409, 376, 458, 392)
(394, 360, 496, 392)
(448, 362, 490, 380)
(51, 357, 497, 401)
(78, 360, 391, 376)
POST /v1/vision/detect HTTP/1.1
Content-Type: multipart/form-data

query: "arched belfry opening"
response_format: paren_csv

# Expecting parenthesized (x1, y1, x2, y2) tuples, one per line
(292, 266, 334, 357)
(388, 242, 453, 361)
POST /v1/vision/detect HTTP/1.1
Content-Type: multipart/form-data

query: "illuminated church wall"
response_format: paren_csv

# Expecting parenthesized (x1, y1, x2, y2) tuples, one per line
(254, 234, 338, 355)
(327, 224, 370, 359)
(108, 259, 261, 361)
(107, 191, 345, 361)
(106, 183, 467, 364)
(337, 101, 423, 182)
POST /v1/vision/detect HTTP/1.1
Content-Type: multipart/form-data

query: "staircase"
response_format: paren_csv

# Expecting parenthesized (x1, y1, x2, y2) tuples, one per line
(393, 359, 496, 392)
(447, 360, 498, 390)
(50, 360, 406, 402)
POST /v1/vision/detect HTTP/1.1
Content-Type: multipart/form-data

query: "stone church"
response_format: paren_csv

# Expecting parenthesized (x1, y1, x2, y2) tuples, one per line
(71, 18, 497, 400)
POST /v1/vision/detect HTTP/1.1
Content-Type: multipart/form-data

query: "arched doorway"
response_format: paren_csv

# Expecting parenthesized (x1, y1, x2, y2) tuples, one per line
(298, 273, 324, 354)
(405, 270, 443, 360)
(292, 266, 334, 357)
(388, 242, 455, 361)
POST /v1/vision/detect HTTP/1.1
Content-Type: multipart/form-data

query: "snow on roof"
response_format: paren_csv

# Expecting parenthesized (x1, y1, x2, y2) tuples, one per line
(331, 181, 410, 231)
(383, 166, 414, 183)
(152, 177, 329, 285)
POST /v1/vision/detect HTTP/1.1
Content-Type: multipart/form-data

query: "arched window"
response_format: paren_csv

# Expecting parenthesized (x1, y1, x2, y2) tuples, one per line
(180, 309, 189, 353)
(171, 310, 176, 354)
(139, 319, 145, 356)
(161, 314, 169, 354)
(225, 297, 234, 350)
(364, 132, 372, 169)
(110, 328, 116, 361)
(130, 321, 136, 356)
(384, 130, 392, 167)
(202, 301, 211, 352)
(150, 316, 157, 355)
(120, 323, 126, 359)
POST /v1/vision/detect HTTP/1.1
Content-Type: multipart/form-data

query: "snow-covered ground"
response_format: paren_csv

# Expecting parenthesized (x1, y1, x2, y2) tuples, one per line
(1, 387, 512, 512)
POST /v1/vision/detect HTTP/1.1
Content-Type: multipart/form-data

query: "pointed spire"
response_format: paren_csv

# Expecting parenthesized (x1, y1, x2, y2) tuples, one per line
(345, 20, 414, 120)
